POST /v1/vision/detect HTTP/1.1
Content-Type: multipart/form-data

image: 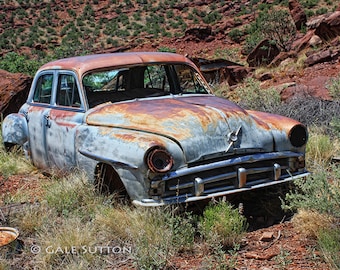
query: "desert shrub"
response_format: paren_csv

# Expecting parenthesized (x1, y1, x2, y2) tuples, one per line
(331, 118, 340, 138)
(199, 201, 248, 248)
(273, 94, 340, 132)
(283, 165, 340, 219)
(33, 216, 101, 270)
(285, 162, 340, 269)
(129, 207, 195, 269)
(158, 46, 176, 53)
(326, 75, 340, 100)
(44, 171, 103, 219)
(96, 205, 195, 269)
(318, 227, 340, 269)
(228, 28, 244, 43)
(244, 9, 296, 53)
(0, 52, 41, 76)
(0, 129, 34, 178)
(292, 209, 335, 239)
(301, 0, 318, 9)
(306, 130, 337, 166)
(232, 78, 281, 112)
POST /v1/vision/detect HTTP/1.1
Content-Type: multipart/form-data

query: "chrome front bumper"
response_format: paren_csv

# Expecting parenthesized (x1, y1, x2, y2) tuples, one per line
(133, 151, 309, 207)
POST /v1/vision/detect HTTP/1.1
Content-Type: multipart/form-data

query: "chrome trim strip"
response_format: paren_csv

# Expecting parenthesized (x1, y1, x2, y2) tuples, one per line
(133, 172, 310, 207)
(161, 151, 302, 181)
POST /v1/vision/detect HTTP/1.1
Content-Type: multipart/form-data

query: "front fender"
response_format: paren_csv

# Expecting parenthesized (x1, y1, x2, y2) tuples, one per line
(247, 110, 308, 152)
(2, 113, 28, 146)
(75, 125, 185, 200)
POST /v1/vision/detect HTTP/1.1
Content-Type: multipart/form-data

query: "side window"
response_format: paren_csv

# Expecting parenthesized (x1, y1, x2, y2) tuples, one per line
(144, 65, 170, 92)
(56, 74, 81, 108)
(176, 65, 208, 94)
(33, 74, 53, 104)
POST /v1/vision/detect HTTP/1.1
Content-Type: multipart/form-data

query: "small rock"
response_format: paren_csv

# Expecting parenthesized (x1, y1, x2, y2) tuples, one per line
(260, 231, 274, 242)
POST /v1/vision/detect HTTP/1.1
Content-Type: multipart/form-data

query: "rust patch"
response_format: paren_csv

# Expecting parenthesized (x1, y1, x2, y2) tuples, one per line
(0, 227, 19, 247)
(39, 52, 196, 77)
(247, 110, 302, 132)
(49, 110, 79, 128)
(87, 97, 230, 140)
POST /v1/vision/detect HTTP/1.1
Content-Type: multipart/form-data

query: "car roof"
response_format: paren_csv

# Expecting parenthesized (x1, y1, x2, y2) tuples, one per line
(38, 52, 196, 75)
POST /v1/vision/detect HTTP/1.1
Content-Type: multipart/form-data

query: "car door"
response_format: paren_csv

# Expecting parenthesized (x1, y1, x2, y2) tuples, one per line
(25, 72, 54, 168)
(44, 72, 85, 170)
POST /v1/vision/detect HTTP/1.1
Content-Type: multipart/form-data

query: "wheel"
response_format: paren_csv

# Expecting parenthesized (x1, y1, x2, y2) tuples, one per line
(94, 163, 129, 200)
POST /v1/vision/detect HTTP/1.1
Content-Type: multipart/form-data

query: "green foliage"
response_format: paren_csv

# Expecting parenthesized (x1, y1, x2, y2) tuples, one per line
(203, 10, 222, 24)
(283, 165, 340, 219)
(301, 0, 318, 9)
(326, 75, 340, 100)
(158, 46, 176, 53)
(228, 28, 244, 43)
(0, 52, 41, 76)
(318, 227, 340, 269)
(199, 201, 248, 248)
(44, 172, 102, 218)
(316, 7, 328, 15)
(132, 208, 196, 269)
(331, 118, 340, 138)
(233, 78, 281, 112)
(0, 146, 33, 179)
(244, 9, 296, 53)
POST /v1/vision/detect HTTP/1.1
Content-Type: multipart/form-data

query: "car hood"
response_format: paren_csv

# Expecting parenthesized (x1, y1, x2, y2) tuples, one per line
(86, 95, 275, 163)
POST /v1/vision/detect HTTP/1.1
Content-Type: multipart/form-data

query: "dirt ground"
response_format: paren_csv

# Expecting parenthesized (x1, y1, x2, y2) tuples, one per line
(0, 172, 331, 269)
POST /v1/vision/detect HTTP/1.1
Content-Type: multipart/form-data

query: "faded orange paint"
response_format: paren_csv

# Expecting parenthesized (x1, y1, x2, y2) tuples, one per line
(247, 110, 303, 132)
(39, 52, 196, 77)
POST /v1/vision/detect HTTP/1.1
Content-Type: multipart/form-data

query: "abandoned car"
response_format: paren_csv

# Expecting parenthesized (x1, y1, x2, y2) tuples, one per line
(2, 52, 309, 206)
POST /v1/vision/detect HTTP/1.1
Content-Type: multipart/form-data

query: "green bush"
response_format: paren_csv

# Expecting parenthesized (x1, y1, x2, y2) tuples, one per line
(131, 207, 195, 269)
(0, 52, 41, 76)
(326, 75, 340, 100)
(232, 78, 281, 112)
(244, 9, 296, 53)
(283, 165, 340, 219)
(318, 227, 340, 269)
(199, 201, 248, 248)
(228, 28, 244, 43)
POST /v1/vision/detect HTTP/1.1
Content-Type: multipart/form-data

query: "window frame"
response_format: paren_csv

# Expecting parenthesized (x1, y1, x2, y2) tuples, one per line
(28, 70, 85, 111)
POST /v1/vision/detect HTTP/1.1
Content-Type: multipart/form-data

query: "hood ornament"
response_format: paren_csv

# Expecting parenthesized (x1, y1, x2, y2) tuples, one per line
(225, 126, 242, 152)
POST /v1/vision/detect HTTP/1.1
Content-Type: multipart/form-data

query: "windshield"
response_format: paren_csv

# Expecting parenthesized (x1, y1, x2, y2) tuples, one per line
(83, 64, 210, 108)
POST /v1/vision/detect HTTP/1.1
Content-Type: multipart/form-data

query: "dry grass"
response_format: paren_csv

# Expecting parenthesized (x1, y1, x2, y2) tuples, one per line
(292, 209, 335, 239)
(306, 127, 339, 167)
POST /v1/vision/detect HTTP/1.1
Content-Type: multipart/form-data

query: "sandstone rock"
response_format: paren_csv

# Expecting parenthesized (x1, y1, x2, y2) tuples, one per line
(291, 29, 315, 52)
(260, 231, 274, 242)
(247, 39, 280, 67)
(308, 35, 322, 47)
(305, 49, 334, 66)
(193, 58, 252, 85)
(184, 26, 213, 42)
(309, 11, 340, 41)
(269, 51, 297, 68)
(0, 69, 32, 117)
(289, 0, 307, 30)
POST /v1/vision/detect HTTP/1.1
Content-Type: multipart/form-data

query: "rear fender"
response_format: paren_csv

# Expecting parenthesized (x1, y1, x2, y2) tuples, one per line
(2, 113, 28, 146)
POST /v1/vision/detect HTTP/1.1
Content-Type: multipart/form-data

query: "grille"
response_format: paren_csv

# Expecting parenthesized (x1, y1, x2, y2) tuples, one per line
(149, 151, 304, 201)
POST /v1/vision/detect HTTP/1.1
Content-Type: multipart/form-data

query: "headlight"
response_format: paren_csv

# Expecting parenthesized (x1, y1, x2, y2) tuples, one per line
(289, 124, 308, 147)
(146, 147, 174, 173)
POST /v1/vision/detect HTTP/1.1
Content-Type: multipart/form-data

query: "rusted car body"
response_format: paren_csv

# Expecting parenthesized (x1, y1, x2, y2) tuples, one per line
(2, 52, 309, 206)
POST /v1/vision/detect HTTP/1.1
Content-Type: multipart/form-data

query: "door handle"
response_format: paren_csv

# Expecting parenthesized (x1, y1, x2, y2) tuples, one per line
(44, 114, 51, 128)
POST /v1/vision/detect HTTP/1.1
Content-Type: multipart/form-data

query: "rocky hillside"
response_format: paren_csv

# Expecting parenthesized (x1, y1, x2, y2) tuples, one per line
(1, 0, 340, 116)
